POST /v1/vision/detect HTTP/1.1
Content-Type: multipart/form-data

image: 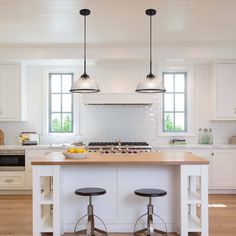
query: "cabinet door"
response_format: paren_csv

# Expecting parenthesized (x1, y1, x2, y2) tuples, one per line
(216, 64, 236, 118)
(212, 150, 236, 189)
(0, 65, 21, 120)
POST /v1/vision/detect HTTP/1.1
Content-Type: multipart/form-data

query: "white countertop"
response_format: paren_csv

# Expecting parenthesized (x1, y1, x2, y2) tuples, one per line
(153, 144, 236, 150)
(0, 144, 76, 150)
(1, 143, 236, 150)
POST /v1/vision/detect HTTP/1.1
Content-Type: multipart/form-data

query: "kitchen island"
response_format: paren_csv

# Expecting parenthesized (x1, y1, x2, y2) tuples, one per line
(32, 152, 209, 236)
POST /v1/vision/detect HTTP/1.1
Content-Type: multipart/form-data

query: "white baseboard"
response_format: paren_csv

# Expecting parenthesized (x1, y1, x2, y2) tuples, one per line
(209, 189, 236, 194)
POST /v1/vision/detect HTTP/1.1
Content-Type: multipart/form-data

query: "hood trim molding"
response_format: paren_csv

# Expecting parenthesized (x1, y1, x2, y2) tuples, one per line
(82, 93, 157, 105)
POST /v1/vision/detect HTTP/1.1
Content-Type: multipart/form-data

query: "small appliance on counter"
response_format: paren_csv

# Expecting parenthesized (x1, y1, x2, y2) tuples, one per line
(19, 132, 39, 145)
(169, 139, 186, 145)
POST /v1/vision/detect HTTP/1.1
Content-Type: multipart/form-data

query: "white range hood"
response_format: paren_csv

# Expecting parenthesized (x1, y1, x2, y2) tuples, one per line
(81, 93, 157, 105)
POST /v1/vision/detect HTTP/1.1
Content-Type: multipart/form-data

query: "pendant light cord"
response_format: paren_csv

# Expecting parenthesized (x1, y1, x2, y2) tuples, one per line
(84, 14, 87, 75)
(149, 14, 152, 75)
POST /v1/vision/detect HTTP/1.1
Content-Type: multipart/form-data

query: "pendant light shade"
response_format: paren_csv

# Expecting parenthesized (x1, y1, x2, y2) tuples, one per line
(70, 75, 100, 93)
(135, 9, 165, 93)
(135, 74, 165, 93)
(70, 9, 100, 93)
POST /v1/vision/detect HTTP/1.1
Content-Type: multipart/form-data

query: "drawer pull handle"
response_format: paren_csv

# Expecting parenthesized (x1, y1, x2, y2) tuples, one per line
(44, 152, 51, 155)
(5, 179, 14, 183)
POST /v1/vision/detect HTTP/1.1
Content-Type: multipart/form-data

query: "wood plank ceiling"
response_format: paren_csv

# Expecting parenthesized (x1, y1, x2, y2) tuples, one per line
(0, 0, 235, 44)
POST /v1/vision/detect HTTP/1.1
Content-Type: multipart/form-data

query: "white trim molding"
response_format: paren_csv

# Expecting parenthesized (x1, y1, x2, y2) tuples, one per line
(41, 66, 82, 138)
(156, 65, 195, 137)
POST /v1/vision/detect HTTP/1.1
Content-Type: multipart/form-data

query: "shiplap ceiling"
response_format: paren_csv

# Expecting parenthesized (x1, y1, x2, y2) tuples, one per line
(0, 0, 236, 44)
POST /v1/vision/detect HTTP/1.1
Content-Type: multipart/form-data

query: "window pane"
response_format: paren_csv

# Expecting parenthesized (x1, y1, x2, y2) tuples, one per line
(164, 94, 174, 111)
(51, 74, 61, 93)
(175, 113, 185, 131)
(62, 75, 72, 93)
(62, 94, 72, 112)
(51, 94, 61, 112)
(175, 94, 185, 111)
(175, 74, 185, 92)
(164, 74, 174, 92)
(49, 73, 74, 133)
(164, 113, 174, 132)
(62, 113, 72, 132)
(51, 113, 61, 132)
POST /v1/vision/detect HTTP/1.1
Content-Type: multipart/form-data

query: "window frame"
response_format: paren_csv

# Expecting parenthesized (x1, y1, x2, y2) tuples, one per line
(162, 72, 187, 133)
(48, 73, 74, 134)
(156, 65, 195, 137)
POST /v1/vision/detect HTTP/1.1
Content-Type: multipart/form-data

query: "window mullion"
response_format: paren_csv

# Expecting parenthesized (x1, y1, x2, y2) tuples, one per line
(60, 74, 63, 133)
(184, 72, 187, 132)
(173, 74, 176, 131)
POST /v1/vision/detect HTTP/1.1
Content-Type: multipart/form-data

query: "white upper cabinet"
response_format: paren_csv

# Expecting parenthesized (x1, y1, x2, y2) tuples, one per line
(211, 63, 236, 120)
(0, 64, 27, 121)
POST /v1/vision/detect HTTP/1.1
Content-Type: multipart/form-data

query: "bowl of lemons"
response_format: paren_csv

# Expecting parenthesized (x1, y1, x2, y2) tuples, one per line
(63, 148, 87, 159)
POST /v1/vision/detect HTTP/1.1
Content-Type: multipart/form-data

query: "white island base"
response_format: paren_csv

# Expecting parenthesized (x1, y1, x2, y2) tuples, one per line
(32, 161, 208, 236)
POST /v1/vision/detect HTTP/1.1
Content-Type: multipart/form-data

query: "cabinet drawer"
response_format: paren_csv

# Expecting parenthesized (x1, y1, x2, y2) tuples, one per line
(0, 172, 25, 189)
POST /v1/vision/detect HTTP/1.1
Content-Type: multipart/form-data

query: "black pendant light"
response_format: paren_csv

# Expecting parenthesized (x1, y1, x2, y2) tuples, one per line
(70, 9, 100, 93)
(136, 9, 166, 93)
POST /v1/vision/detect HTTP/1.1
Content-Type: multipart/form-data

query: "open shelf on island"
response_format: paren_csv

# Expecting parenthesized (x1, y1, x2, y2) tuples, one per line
(41, 191, 53, 204)
(41, 214, 53, 232)
(188, 190, 201, 204)
(188, 215, 201, 232)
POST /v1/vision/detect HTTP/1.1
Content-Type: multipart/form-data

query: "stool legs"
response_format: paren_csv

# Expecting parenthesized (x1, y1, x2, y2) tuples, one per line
(74, 196, 107, 236)
(134, 197, 168, 236)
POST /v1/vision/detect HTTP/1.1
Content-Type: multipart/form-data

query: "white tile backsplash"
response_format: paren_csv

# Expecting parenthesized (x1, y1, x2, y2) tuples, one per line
(80, 104, 158, 143)
(0, 64, 236, 145)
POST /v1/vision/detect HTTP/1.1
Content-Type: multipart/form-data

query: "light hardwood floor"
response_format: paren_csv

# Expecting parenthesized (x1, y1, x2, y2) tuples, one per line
(0, 194, 235, 236)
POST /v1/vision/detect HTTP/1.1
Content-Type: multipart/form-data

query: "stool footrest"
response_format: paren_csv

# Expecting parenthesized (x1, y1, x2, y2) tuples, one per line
(133, 203, 168, 236)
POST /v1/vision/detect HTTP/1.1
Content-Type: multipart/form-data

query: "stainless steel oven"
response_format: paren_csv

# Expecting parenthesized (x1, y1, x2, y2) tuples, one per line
(0, 149, 25, 171)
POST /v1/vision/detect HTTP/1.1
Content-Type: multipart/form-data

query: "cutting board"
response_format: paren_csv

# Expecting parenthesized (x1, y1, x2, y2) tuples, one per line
(0, 129, 4, 145)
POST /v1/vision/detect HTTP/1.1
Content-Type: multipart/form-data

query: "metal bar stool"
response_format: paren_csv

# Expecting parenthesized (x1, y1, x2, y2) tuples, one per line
(134, 188, 168, 236)
(74, 187, 108, 236)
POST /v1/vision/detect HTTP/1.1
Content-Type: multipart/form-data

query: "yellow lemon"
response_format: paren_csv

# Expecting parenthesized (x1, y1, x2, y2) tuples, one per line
(67, 148, 75, 153)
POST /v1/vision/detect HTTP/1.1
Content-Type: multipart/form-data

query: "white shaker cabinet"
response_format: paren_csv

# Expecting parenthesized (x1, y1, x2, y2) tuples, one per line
(211, 149, 236, 189)
(211, 63, 236, 120)
(0, 64, 27, 121)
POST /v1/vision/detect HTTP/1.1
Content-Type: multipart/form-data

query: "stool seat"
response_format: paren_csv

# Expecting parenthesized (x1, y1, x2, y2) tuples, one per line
(134, 188, 167, 197)
(75, 187, 106, 196)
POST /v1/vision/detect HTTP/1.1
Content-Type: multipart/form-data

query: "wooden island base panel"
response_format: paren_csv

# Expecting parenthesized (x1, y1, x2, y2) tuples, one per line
(32, 152, 209, 236)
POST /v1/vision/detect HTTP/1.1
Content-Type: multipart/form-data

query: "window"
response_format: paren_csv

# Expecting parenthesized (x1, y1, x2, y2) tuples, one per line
(49, 73, 74, 133)
(163, 72, 187, 132)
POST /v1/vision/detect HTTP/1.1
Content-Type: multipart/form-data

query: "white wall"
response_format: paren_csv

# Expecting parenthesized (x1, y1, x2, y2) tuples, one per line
(0, 62, 236, 145)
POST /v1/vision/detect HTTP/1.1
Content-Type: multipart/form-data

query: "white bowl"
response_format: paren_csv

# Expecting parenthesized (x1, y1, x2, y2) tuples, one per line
(63, 152, 87, 159)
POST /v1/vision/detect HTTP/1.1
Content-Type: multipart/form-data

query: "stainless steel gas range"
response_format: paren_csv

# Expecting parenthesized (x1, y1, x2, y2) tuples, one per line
(87, 142, 152, 154)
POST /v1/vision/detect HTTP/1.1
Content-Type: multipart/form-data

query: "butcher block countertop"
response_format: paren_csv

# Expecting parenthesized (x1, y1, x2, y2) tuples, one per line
(31, 151, 209, 166)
